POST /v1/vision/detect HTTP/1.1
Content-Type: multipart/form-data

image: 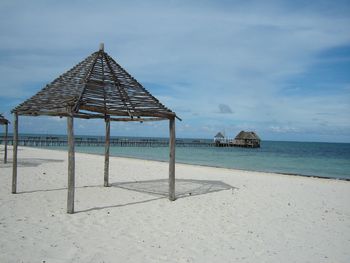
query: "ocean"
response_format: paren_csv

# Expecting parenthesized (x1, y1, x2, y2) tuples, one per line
(32, 137, 350, 180)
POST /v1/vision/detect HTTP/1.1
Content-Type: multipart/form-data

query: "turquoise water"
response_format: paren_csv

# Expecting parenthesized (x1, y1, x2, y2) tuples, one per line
(44, 140, 350, 180)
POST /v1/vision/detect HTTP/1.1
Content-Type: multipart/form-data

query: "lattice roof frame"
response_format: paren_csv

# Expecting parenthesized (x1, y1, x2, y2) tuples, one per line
(12, 45, 179, 122)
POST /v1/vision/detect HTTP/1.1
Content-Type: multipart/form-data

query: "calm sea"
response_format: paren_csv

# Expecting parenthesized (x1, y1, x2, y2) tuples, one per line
(35, 137, 350, 180)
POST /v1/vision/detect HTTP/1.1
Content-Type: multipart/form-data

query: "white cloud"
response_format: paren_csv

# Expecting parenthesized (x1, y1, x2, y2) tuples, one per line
(269, 126, 300, 133)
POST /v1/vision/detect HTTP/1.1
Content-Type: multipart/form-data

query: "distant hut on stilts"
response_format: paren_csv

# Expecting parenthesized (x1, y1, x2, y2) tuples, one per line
(233, 131, 261, 148)
(214, 132, 225, 145)
(213, 130, 261, 148)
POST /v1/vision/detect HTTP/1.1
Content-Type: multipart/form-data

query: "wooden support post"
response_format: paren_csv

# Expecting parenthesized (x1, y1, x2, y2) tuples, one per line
(104, 117, 110, 187)
(169, 117, 176, 201)
(67, 114, 75, 214)
(12, 114, 18, 193)
(4, 123, 8, 164)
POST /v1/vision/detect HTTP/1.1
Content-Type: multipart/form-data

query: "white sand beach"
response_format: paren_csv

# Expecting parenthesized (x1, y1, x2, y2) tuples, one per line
(0, 146, 349, 263)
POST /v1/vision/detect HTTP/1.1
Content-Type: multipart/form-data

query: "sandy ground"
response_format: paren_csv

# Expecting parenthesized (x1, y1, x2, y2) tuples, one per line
(0, 146, 349, 263)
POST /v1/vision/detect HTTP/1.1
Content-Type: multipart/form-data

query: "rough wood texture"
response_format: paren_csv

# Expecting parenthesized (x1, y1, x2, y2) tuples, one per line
(67, 115, 75, 214)
(4, 124, 8, 163)
(169, 117, 176, 201)
(0, 114, 9, 163)
(12, 114, 18, 194)
(104, 117, 110, 187)
(11, 48, 179, 122)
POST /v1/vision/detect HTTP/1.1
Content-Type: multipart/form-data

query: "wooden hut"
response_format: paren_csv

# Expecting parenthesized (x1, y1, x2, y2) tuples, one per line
(214, 132, 225, 144)
(11, 43, 180, 213)
(0, 114, 9, 163)
(233, 131, 261, 148)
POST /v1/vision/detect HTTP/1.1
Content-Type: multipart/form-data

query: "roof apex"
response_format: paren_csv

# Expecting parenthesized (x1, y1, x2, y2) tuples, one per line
(214, 132, 225, 138)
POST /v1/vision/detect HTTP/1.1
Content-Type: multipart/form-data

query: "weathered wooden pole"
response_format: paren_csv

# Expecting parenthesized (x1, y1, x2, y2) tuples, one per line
(104, 117, 110, 187)
(169, 117, 176, 201)
(67, 113, 75, 214)
(12, 114, 18, 194)
(4, 123, 8, 164)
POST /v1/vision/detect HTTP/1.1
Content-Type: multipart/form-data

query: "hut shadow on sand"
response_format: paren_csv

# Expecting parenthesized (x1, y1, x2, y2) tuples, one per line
(112, 179, 236, 199)
(76, 179, 236, 213)
(13, 178, 236, 213)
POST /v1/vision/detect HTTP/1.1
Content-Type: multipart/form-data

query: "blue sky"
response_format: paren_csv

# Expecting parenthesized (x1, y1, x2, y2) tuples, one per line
(0, 0, 349, 142)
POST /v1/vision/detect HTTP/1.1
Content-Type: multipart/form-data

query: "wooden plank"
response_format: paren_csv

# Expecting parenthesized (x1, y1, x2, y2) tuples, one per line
(4, 124, 8, 163)
(104, 117, 110, 187)
(67, 114, 75, 214)
(12, 114, 18, 194)
(109, 117, 166, 122)
(169, 117, 176, 201)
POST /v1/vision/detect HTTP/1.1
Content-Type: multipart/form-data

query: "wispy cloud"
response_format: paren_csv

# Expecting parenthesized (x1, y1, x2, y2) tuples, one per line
(218, 104, 233, 114)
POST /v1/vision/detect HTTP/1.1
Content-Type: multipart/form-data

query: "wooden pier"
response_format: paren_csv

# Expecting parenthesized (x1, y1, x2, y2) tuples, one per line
(0, 135, 216, 148)
(1, 135, 261, 148)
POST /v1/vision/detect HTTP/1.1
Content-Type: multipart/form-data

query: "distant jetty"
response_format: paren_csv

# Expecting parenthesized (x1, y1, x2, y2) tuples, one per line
(214, 131, 261, 148)
(1, 132, 260, 148)
(1, 135, 212, 148)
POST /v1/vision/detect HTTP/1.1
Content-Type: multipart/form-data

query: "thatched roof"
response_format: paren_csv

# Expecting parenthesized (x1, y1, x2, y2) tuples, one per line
(0, 114, 9, 125)
(235, 131, 260, 140)
(214, 132, 225, 138)
(12, 45, 178, 121)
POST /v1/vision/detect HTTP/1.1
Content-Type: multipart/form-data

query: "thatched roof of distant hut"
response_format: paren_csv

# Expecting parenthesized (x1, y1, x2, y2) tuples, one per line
(235, 131, 260, 141)
(214, 132, 225, 138)
(0, 114, 9, 125)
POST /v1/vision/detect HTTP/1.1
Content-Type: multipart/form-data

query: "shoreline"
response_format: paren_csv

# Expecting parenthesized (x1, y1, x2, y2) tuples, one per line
(9, 145, 350, 183)
(15, 146, 350, 182)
